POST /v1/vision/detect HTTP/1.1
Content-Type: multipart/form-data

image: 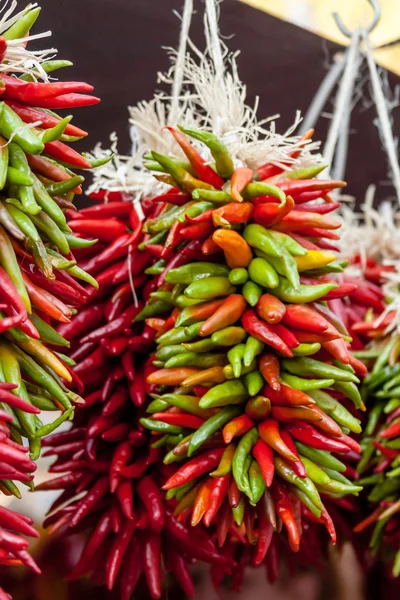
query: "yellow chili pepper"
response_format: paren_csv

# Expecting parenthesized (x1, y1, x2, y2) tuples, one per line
(18, 339, 72, 382)
(295, 250, 336, 272)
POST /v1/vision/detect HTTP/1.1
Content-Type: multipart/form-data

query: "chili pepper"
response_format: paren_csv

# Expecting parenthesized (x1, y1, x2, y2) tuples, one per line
(163, 447, 225, 490)
(229, 167, 253, 202)
(165, 126, 224, 188)
(212, 229, 253, 269)
(272, 482, 300, 552)
(191, 478, 214, 525)
(223, 414, 254, 443)
(0, 225, 30, 311)
(244, 370, 264, 396)
(249, 459, 266, 505)
(252, 195, 295, 228)
(242, 280, 262, 306)
(286, 423, 350, 453)
(258, 419, 298, 461)
(198, 294, 246, 337)
(280, 373, 334, 391)
(142, 532, 162, 599)
(232, 427, 259, 497)
(152, 412, 204, 429)
(178, 126, 234, 178)
(184, 276, 235, 300)
(252, 439, 274, 487)
(248, 257, 279, 288)
(166, 262, 229, 285)
(198, 380, 248, 409)
(242, 309, 292, 357)
(256, 129, 314, 179)
(272, 277, 337, 303)
(188, 406, 240, 456)
(203, 474, 230, 526)
(245, 395, 271, 420)
(256, 293, 286, 325)
(281, 357, 359, 384)
(257, 353, 280, 391)
(228, 268, 248, 286)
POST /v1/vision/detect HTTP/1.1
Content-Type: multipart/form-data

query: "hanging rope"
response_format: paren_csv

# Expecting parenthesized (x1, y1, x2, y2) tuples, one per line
(363, 30, 400, 204)
(169, 0, 194, 126)
(204, 0, 224, 81)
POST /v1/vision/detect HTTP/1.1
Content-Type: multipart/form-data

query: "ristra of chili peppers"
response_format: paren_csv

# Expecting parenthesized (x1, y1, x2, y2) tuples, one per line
(38, 194, 233, 599)
(131, 124, 363, 567)
(0, 6, 107, 596)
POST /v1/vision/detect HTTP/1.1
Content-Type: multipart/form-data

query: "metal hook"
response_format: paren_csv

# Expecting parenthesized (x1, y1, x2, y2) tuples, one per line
(333, 0, 381, 38)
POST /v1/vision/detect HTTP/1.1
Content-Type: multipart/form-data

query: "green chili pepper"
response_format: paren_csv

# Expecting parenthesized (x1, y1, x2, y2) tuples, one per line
(67, 264, 98, 289)
(281, 357, 359, 384)
(199, 380, 248, 409)
(357, 439, 375, 474)
(46, 176, 84, 197)
(147, 398, 169, 413)
(224, 360, 256, 380)
(274, 456, 323, 510)
(243, 336, 264, 367)
(1, 479, 22, 498)
(227, 343, 245, 378)
(272, 277, 337, 303)
(11, 344, 71, 410)
(143, 204, 188, 235)
(369, 478, 400, 503)
(29, 393, 58, 411)
(366, 364, 400, 391)
(178, 126, 234, 179)
(320, 467, 353, 486)
(384, 398, 400, 414)
(28, 315, 68, 348)
(242, 280, 262, 306)
(243, 224, 284, 258)
(232, 496, 245, 526)
(248, 257, 279, 288)
(309, 390, 362, 434)
(300, 456, 331, 485)
(6, 166, 33, 186)
(268, 231, 308, 257)
(182, 338, 216, 352)
(145, 259, 166, 275)
(316, 479, 362, 496)
(3, 6, 41, 40)
(229, 267, 249, 285)
(156, 344, 187, 362)
(232, 427, 259, 496)
(192, 189, 232, 202)
(165, 262, 229, 284)
(32, 175, 68, 229)
(134, 299, 172, 322)
(0, 104, 44, 155)
(188, 406, 241, 457)
(290, 486, 322, 518)
(157, 321, 204, 347)
(211, 326, 246, 346)
(294, 441, 346, 472)
(249, 459, 266, 505)
(332, 380, 363, 409)
(364, 401, 385, 436)
(255, 250, 300, 290)
(165, 352, 226, 369)
(139, 417, 183, 435)
(244, 370, 264, 396)
(292, 343, 321, 356)
(184, 277, 235, 300)
(245, 182, 286, 207)
(175, 295, 204, 309)
(30, 211, 70, 255)
(35, 407, 74, 437)
(0, 224, 30, 311)
(138, 230, 168, 250)
(150, 291, 174, 305)
(280, 372, 334, 391)
(0, 136, 8, 190)
(157, 394, 212, 418)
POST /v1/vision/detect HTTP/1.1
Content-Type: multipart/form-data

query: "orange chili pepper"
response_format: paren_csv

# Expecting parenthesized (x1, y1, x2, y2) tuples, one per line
(199, 294, 247, 337)
(256, 293, 286, 324)
(258, 419, 297, 462)
(223, 414, 254, 444)
(212, 202, 254, 226)
(212, 229, 252, 268)
(191, 478, 215, 526)
(182, 366, 226, 387)
(259, 353, 281, 391)
(230, 167, 254, 202)
(22, 272, 71, 323)
(322, 338, 351, 364)
(146, 367, 200, 386)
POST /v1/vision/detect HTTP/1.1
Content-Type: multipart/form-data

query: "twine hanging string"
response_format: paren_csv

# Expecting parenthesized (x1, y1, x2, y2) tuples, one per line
(168, 0, 194, 126)
(322, 30, 362, 175)
(362, 30, 400, 205)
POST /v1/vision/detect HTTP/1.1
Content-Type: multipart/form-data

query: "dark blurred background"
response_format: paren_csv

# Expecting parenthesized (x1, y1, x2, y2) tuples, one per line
(35, 0, 400, 205)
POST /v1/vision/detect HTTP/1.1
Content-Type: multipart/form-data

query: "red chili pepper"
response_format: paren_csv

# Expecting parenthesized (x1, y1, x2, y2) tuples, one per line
(258, 419, 298, 462)
(242, 309, 292, 357)
(213, 202, 254, 224)
(44, 140, 92, 168)
(203, 474, 230, 527)
(180, 221, 215, 240)
(136, 476, 164, 533)
(281, 304, 330, 333)
(32, 93, 100, 109)
(272, 482, 300, 552)
(279, 431, 307, 478)
(223, 414, 254, 443)
(295, 201, 341, 214)
(285, 423, 351, 453)
(81, 304, 142, 344)
(106, 519, 136, 590)
(168, 548, 195, 597)
(264, 383, 315, 407)
(152, 412, 205, 429)
(278, 179, 346, 196)
(256, 129, 314, 180)
(270, 322, 300, 349)
(256, 293, 286, 324)
(254, 499, 274, 565)
(259, 353, 281, 391)
(253, 195, 294, 227)
(68, 218, 127, 242)
(162, 448, 225, 490)
(252, 439, 274, 487)
(165, 127, 224, 188)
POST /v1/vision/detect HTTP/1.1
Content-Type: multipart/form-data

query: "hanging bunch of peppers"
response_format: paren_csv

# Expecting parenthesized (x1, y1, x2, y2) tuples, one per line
(0, 4, 103, 598)
(40, 118, 367, 595)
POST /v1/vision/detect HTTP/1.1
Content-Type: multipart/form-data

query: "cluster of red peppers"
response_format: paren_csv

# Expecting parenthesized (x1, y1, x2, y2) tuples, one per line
(39, 123, 372, 596)
(0, 5, 103, 599)
(334, 256, 400, 578)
